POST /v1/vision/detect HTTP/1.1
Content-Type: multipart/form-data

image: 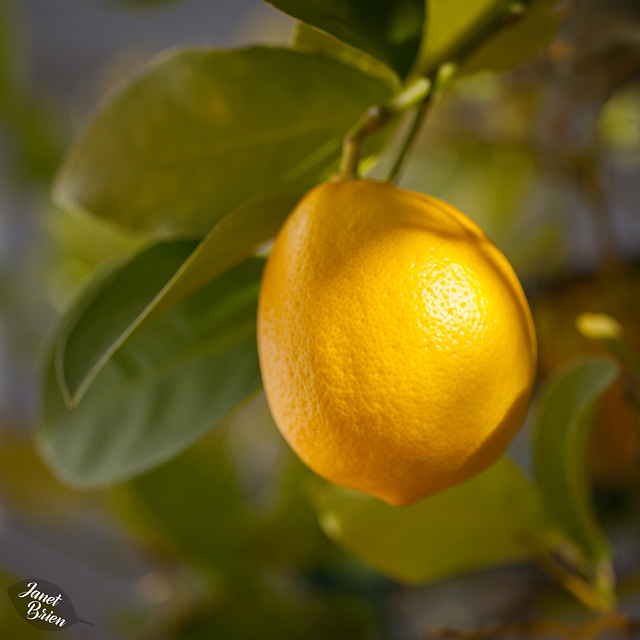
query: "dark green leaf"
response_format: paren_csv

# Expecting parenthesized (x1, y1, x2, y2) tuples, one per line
(309, 457, 564, 583)
(123, 433, 251, 573)
(38, 257, 264, 488)
(533, 357, 618, 562)
(294, 24, 400, 86)
(53, 47, 394, 236)
(56, 191, 300, 405)
(264, 0, 424, 77)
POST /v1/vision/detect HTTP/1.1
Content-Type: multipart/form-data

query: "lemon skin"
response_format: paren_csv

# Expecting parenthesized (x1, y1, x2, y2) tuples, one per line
(258, 179, 537, 506)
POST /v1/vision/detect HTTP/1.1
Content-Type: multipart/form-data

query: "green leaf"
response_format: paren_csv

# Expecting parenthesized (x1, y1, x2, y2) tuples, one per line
(38, 257, 264, 488)
(533, 357, 618, 562)
(53, 47, 394, 236)
(56, 191, 300, 405)
(265, 0, 424, 78)
(56, 241, 196, 406)
(461, 0, 560, 77)
(294, 24, 400, 86)
(309, 457, 563, 584)
(416, 0, 559, 77)
(120, 433, 251, 574)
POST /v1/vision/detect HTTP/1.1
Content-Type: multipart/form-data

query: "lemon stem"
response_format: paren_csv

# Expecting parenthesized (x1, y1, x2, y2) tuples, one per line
(336, 76, 432, 180)
(386, 103, 429, 184)
(337, 0, 532, 181)
(386, 63, 458, 183)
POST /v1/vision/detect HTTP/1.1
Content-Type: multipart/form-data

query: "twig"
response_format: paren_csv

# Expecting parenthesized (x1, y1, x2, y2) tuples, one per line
(426, 612, 640, 639)
(337, 0, 534, 180)
(336, 77, 432, 180)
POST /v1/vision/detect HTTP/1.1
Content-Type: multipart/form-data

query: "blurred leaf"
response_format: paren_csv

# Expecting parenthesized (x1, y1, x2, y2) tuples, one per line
(45, 207, 142, 309)
(309, 457, 563, 584)
(251, 448, 340, 569)
(0, 1, 62, 183)
(38, 258, 264, 488)
(534, 357, 618, 561)
(56, 191, 299, 405)
(120, 433, 251, 573)
(53, 47, 394, 236)
(8, 101, 64, 184)
(294, 24, 400, 86)
(416, 0, 559, 77)
(264, 0, 424, 77)
(168, 586, 373, 640)
(0, 0, 21, 113)
(461, 0, 560, 76)
(0, 432, 97, 519)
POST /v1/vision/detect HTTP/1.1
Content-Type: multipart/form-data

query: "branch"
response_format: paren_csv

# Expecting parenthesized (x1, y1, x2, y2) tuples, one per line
(426, 612, 640, 640)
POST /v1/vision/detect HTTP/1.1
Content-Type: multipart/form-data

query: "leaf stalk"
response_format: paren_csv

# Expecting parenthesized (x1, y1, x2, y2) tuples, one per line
(337, 0, 534, 180)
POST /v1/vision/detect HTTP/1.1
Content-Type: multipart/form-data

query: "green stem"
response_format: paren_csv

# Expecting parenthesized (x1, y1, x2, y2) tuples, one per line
(386, 63, 458, 183)
(337, 0, 533, 180)
(386, 105, 429, 183)
(517, 532, 615, 613)
(336, 76, 432, 180)
(532, 549, 614, 613)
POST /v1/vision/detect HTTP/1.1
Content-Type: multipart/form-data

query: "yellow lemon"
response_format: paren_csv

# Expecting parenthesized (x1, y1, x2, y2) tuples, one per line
(257, 178, 537, 506)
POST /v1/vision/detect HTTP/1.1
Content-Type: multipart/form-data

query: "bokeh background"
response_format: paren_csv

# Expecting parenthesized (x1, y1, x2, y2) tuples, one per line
(1, 1, 640, 638)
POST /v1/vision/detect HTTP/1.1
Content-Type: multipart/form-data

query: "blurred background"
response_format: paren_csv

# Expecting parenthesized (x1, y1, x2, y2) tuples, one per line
(1, 0, 640, 638)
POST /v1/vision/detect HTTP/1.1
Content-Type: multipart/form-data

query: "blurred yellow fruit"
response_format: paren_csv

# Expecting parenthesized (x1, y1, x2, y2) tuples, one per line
(257, 178, 537, 506)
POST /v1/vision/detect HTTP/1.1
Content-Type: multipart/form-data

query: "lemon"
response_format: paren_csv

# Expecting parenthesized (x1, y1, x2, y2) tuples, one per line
(257, 178, 537, 506)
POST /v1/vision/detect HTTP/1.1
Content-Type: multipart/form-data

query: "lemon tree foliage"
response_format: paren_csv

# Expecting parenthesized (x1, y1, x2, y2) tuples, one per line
(294, 24, 402, 86)
(56, 190, 302, 405)
(39, 256, 264, 487)
(534, 358, 618, 563)
(262, 0, 425, 78)
(458, 0, 560, 76)
(53, 47, 395, 236)
(118, 435, 252, 573)
(55, 241, 196, 406)
(309, 457, 563, 583)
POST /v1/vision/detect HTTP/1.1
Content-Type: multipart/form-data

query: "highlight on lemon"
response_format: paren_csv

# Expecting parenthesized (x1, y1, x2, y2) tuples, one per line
(257, 178, 537, 506)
